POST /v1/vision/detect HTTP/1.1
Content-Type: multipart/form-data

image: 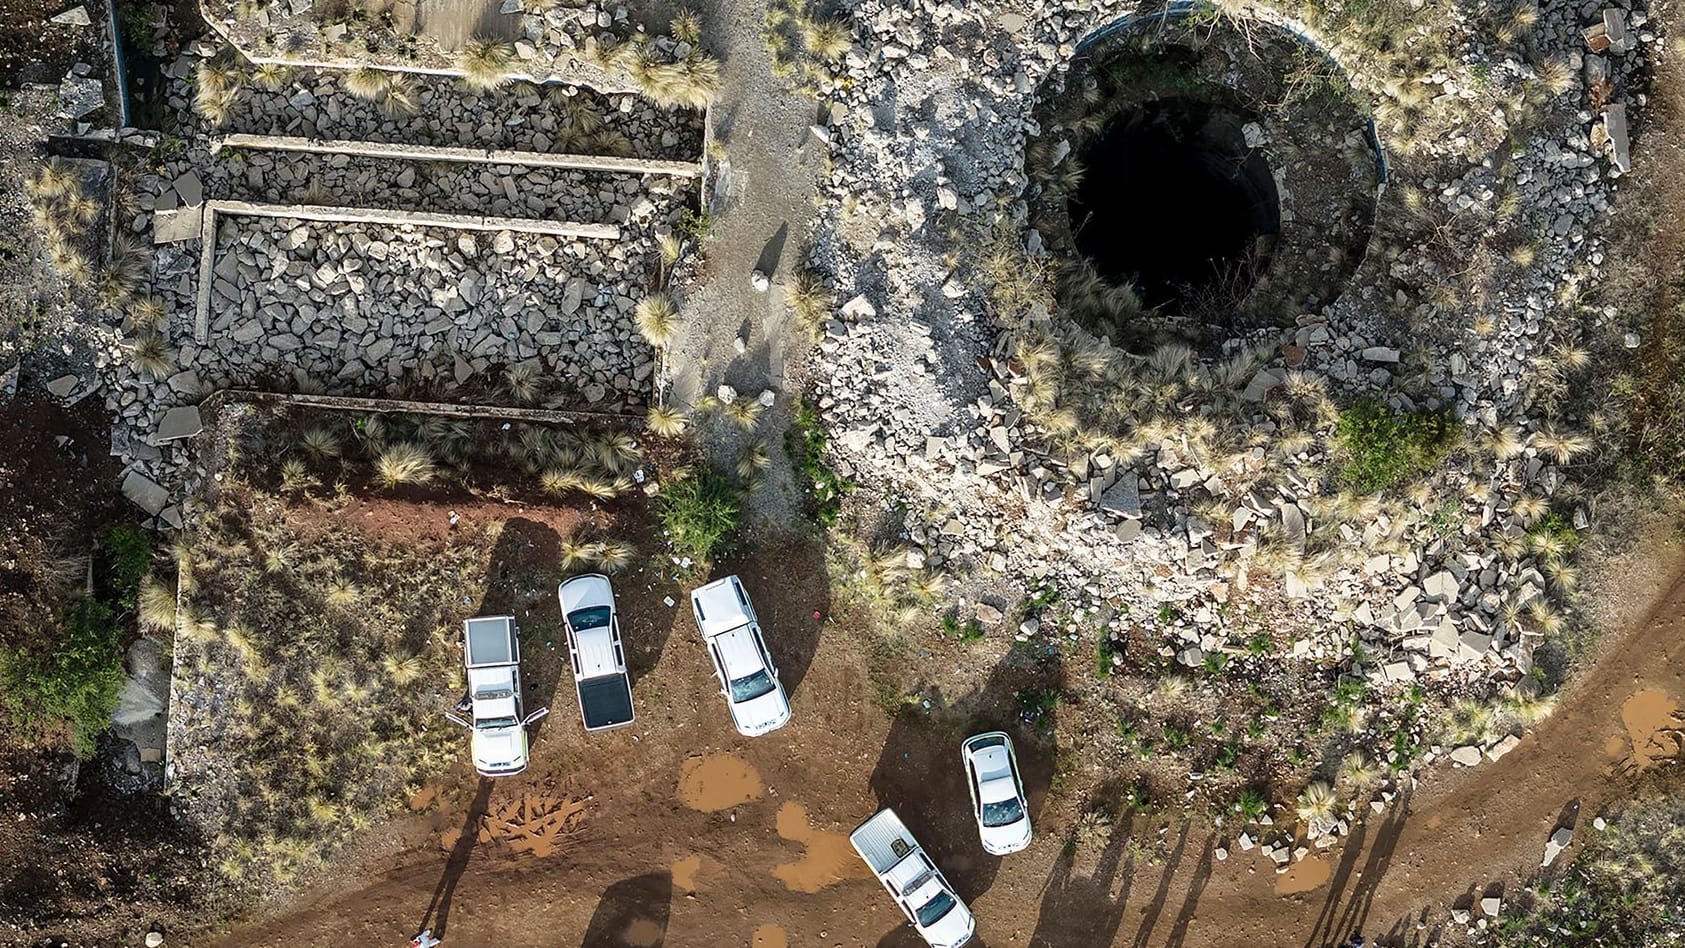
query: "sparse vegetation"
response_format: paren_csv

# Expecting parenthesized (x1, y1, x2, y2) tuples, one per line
(658, 467, 743, 563)
(1334, 399, 1458, 493)
(785, 397, 850, 526)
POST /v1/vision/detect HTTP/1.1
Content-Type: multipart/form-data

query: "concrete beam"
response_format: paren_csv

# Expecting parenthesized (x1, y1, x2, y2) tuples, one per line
(214, 133, 703, 178)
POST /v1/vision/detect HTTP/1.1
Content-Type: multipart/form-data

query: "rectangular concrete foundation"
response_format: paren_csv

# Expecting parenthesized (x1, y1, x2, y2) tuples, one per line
(193, 199, 622, 344)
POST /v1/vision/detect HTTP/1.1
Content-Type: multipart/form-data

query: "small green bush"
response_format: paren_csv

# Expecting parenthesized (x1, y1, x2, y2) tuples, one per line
(100, 524, 152, 604)
(1334, 398, 1458, 493)
(0, 597, 125, 757)
(658, 468, 743, 562)
(784, 398, 851, 527)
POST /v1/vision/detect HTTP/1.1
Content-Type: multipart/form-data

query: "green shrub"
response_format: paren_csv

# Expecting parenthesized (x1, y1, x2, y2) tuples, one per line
(658, 468, 743, 562)
(1334, 398, 1458, 493)
(100, 524, 152, 604)
(785, 398, 851, 527)
(0, 597, 125, 757)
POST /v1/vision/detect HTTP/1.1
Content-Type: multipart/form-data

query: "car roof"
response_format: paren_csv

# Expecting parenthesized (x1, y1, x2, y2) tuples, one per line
(692, 576, 751, 637)
(711, 623, 767, 679)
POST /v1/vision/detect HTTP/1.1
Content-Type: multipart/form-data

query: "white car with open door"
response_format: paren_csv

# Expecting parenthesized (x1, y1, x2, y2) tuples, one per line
(558, 573, 635, 732)
(961, 731, 1032, 855)
(690, 574, 791, 737)
(444, 615, 549, 776)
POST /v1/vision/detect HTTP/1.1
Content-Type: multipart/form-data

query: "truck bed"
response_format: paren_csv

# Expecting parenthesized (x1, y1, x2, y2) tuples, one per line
(850, 808, 919, 874)
(578, 674, 634, 731)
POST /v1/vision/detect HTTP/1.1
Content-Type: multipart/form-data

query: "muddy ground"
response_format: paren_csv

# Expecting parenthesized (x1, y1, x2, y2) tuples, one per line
(190, 501, 1685, 948)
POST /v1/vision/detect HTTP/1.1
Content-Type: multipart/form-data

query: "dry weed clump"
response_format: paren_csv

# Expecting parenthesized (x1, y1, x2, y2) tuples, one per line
(458, 38, 514, 93)
(763, 0, 852, 93)
(174, 495, 483, 893)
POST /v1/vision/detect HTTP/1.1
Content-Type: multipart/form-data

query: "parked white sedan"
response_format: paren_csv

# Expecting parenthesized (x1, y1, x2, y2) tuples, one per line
(690, 575, 791, 737)
(961, 731, 1032, 855)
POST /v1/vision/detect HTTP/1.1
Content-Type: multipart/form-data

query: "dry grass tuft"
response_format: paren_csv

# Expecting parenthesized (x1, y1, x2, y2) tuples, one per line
(138, 576, 178, 632)
(1295, 781, 1339, 823)
(646, 405, 687, 437)
(344, 67, 388, 101)
(459, 38, 514, 93)
(373, 443, 437, 488)
(636, 293, 679, 348)
(129, 334, 174, 379)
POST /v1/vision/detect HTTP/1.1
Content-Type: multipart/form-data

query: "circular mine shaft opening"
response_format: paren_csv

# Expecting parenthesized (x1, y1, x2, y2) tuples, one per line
(1067, 98, 1280, 313)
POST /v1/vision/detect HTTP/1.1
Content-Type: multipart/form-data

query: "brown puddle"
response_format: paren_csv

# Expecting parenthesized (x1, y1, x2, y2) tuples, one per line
(677, 754, 765, 812)
(1274, 855, 1331, 896)
(440, 792, 588, 858)
(407, 786, 437, 811)
(753, 924, 789, 948)
(672, 855, 702, 893)
(624, 919, 663, 947)
(771, 802, 867, 893)
(1615, 688, 1685, 774)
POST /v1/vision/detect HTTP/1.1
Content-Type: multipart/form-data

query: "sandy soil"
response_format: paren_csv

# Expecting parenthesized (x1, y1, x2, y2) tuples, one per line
(199, 521, 1685, 948)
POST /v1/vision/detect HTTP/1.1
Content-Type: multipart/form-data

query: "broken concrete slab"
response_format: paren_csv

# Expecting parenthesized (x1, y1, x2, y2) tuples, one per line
(152, 205, 205, 243)
(1604, 103, 1632, 173)
(46, 374, 79, 398)
(1100, 474, 1142, 518)
(121, 469, 169, 515)
(173, 170, 203, 206)
(1450, 745, 1483, 766)
(50, 5, 91, 24)
(154, 405, 203, 442)
(1541, 826, 1574, 867)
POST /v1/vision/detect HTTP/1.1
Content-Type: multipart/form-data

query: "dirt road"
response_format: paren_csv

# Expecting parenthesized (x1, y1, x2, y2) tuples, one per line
(204, 525, 1685, 948)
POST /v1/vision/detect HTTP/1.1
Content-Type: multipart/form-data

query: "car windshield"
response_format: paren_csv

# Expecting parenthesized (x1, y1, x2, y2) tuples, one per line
(477, 716, 517, 729)
(915, 891, 957, 928)
(982, 796, 1025, 828)
(729, 670, 777, 702)
(569, 605, 612, 630)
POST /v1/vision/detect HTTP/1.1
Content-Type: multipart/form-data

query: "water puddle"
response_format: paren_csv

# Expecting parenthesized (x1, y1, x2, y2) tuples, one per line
(624, 919, 663, 947)
(677, 754, 764, 812)
(672, 855, 702, 893)
(1274, 855, 1331, 896)
(771, 802, 867, 893)
(753, 924, 789, 948)
(1615, 688, 1685, 773)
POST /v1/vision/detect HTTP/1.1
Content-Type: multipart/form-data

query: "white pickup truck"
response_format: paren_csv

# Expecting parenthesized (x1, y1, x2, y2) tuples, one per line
(558, 574, 636, 732)
(850, 808, 976, 948)
(445, 615, 548, 776)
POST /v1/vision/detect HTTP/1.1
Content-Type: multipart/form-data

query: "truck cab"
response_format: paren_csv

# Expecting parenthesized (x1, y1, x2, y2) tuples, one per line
(448, 615, 548, 777)
(849, 808, 976, 948)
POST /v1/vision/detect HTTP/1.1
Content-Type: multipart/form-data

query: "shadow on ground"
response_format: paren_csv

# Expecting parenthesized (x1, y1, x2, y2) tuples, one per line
(475, 516, 572, 741)
(1299, 787, 1413, 948)
(579, 871, 673, 947)
(415, 777, 494, 938)
(869, 648, 1062, 904)
(709, 538, 830, 699)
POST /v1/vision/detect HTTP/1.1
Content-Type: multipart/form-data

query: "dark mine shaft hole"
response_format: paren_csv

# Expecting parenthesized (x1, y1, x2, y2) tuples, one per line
(1067, 97, 1281, 315)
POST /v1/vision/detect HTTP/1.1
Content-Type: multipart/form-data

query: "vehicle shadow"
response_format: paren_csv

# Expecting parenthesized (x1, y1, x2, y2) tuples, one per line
(1028, 802, 1139, 948)
(415, 777, 494, 939)
(868, 647, 1064, 903)
(579, 871, 673, 947)
(709, 537, 829, 699)
(476, 516, 569, 742)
